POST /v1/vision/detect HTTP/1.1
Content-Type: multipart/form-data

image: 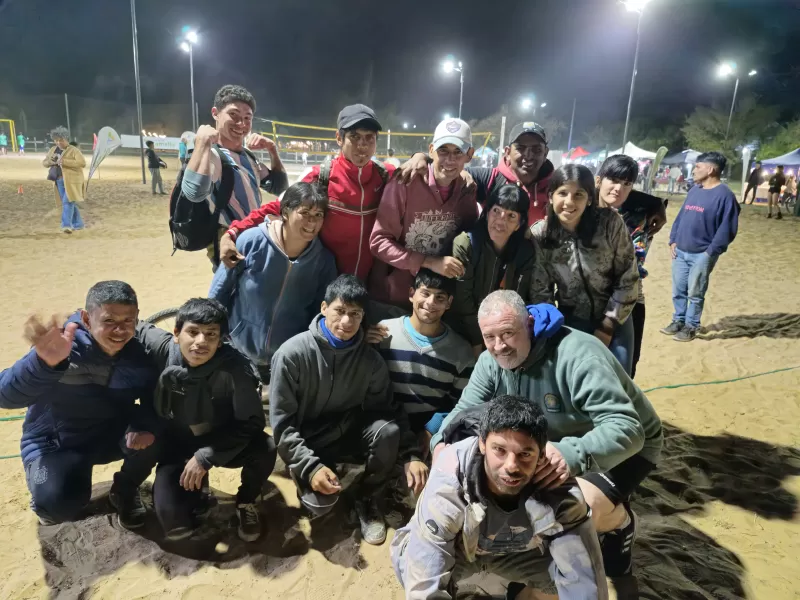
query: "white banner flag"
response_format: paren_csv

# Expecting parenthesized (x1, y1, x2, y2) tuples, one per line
(87, 127, 122, 189)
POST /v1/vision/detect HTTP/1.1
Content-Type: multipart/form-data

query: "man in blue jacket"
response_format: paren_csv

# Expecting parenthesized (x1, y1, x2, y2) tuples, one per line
(0, 281, 160, 528)
(661, 152, 740, 342)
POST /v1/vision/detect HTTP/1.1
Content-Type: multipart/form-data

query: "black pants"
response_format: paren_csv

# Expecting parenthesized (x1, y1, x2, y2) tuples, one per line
(152, 430, 276, 534)
(743, 182, 758, 203)
(630, 302, 646, 379)
(297, 412, 401, 517)
(25, 435, 159, 524)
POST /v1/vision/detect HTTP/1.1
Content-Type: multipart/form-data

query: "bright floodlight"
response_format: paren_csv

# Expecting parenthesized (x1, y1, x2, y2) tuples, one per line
(748, 69, 757, 76)
(185, 30, 198, 44)
(540, 102, 547, 108)
(717, 62, 736, 77)
(442, 60, 455, 73)
(403, 122, 409, 129)
(180, 41, 190, 52)
(622, 0, 650, 13)
(443, 113, 451, 120)
(520, 98, 533, 110)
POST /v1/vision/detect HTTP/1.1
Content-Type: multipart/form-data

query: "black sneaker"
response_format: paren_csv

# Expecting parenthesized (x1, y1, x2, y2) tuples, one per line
(776, 212, 783, 220)
(108, 485, 146, 530)
(767, 213, 773, 218)
(600, 505, 638, 577)
(355, 498, 386, 545)
(236, 503, 262, 542)
(673, 327, 697, 342)
(659, 321, 684, 336)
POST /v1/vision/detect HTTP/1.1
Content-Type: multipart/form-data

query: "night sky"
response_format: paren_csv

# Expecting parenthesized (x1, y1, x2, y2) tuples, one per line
(1, 0, 798, 132)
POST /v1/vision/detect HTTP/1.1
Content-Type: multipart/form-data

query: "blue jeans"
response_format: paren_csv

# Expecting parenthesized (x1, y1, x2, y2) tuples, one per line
(671, 249, 718, 329)
(564, 314, 635, 375)
(57, 179, 84, 230)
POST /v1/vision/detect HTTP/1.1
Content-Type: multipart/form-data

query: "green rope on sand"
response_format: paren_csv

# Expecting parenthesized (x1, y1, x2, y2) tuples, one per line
(643, 365, 800, 394)
(0, 454, 20, 460)
(0, 416, 24, 422)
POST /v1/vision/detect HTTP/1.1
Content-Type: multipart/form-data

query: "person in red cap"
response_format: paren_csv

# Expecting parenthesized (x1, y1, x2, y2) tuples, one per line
(218, 104, 394, 281)
(398, 121, 554, 226)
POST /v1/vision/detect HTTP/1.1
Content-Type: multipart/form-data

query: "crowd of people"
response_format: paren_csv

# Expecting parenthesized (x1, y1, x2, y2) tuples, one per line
(1, 83, 746, 599)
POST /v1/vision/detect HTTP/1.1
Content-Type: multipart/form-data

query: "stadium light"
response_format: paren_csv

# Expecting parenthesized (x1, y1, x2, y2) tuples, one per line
(180, 28, 200, 130)
(403, 122, 408, 129)
(441, 57, 464, 119)
(748, 69, 757, 77)
(718, 61, 756, 139)
(443, 113, 451, 120)
(540, 102, 547, 108)
(621, 0, 651, 148)
(520, 97, 533, 110)
(717, 62, 736, 78)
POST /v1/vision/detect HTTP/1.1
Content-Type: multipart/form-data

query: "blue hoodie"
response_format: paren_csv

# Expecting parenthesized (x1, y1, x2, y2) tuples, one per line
(209, 222, 338, 368)
(0, 313, 159, 465)
(669, 184, 739, 257)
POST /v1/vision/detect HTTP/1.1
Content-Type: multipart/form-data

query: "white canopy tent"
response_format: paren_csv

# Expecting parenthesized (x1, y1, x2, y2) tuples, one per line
(608, 142, 657, 160)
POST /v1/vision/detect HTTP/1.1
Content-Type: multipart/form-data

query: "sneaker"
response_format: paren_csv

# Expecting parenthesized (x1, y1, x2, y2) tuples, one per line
(236, 503, 262, 542)
(164, 526, 193, 542)
(767, 213, 773, 218)
(108, 485, 146, 530)
(355, 498, 386, 545)
(600, 505, 638, 577)
(61, 228, 73, 234)
(776, 212, 783, 220)
(673, 327, 697, 342)
(659, 321, 684, 336)
(36, 513, 58, 526)
(192, 491, 214, 521)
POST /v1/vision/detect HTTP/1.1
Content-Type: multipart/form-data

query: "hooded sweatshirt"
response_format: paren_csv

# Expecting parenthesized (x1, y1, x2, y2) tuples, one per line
(431, 327, 663, 475)
(0, 312, 158, 465)
(529, 209, 639, 326)
(209, 220, 338, 368)
(269, 314, 420, 486)
(467, 159, 554, 226)
(227, 156, 395, 280)
(369, 164, 479, 307)
(136, 323, 265, 469)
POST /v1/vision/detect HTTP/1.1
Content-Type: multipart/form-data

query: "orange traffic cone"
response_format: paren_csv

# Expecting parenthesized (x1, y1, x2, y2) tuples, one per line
(17, 185, 23, 195)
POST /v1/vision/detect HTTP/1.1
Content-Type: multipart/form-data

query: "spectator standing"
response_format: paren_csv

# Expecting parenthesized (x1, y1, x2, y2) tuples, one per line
(43, 126, 86, 234)
(767, 165, 786, 219)
(742, 160, 763, 205)
(668, 165, 682, 194)
(145, 141, 168, 195)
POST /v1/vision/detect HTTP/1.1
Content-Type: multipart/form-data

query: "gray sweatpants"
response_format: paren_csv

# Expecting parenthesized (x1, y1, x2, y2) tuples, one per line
(149, 167, 164, 194)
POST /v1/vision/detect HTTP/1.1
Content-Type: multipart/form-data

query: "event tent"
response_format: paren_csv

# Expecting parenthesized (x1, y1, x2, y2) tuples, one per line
(566, 146, 590, 159)
(761, 148, 800, 166)
(663, 149, 702, 165)
(608, 142, 657, 160)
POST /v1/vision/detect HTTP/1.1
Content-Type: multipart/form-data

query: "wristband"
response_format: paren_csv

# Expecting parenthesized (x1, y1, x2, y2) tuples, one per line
(226, 228, 238, 241)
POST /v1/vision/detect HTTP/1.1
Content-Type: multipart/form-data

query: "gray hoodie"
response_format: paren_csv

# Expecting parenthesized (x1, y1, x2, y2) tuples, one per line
(269, 314, 420, 486)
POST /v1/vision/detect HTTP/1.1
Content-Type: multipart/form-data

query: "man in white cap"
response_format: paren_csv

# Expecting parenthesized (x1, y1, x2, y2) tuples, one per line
(369, 118, 479, 310)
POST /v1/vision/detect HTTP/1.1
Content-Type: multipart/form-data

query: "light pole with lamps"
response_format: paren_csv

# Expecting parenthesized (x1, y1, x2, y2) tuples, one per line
(621, 0, 651, 150)
(520, 96, 547, 117)
(180, 29, 199, 131)
(718, 62, 757, 140)
(442, 59, 464, 119)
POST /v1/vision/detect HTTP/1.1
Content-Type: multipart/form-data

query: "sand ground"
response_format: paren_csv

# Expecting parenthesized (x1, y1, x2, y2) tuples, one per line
(0, 154, 798, 600)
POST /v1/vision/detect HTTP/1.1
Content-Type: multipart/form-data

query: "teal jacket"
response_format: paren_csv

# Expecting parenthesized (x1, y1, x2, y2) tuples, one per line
(431, 328, 662, 475)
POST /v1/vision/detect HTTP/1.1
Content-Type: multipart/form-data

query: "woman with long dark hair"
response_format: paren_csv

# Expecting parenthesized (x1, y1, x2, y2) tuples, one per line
(530, 164, 639, 373)
(449, 184, 533, 355)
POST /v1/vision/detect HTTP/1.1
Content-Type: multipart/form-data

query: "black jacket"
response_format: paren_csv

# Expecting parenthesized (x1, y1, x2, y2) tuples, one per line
(145, 148, 167, 169)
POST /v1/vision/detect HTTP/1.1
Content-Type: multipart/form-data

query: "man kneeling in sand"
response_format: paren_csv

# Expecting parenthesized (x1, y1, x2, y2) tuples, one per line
(137, 298, 276, 542)
(269, 275, 428, 545)
(391, 395, 607, 599)
(0, 281, 160, 528)
(431, 291, 663, 583)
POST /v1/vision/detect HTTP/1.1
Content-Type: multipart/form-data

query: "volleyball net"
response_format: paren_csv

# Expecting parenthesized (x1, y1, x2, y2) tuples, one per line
(256, 118, 495, 161)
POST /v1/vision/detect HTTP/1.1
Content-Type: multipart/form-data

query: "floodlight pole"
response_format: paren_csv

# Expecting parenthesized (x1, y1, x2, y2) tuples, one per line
(458, 67, 464, 120)
(567, 97, 576, 151)
(130, 0, 146, 184)
(189, 44, 197, 131)
(622, 6, 644, 150)
(725, 77, 740, 140)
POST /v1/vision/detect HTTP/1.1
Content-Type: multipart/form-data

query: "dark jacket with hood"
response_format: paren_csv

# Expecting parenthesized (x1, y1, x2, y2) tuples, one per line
(0, 312, 159, 465)
(136, 322, 265, 469)
(269, 314, 421, 486)
(467, 159, 555, 226)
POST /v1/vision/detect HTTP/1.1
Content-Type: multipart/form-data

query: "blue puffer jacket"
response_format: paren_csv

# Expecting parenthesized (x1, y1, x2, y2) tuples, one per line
(209, 221, 338, 368)
(0, 313, 159, 465)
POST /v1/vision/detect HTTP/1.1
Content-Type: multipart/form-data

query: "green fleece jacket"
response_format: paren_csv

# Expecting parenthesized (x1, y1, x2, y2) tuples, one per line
(431, 327, 662, 475)
(449, 230, 535, 346)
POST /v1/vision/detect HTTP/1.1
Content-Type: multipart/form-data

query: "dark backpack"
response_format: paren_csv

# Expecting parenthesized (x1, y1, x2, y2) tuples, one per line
(316, 156, 390, 197)
(169, 145, 244, 266)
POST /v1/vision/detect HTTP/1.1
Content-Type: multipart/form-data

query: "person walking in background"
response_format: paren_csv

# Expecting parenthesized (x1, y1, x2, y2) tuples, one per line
(17, 132, 25, 155)
(302, 151, 308, 166)
(661, 152, 739, 342)
(667, 165, 682, 194)
(742, 160, 763, 205)
(0, 131, 7, 155)
(177, 135, 188, 179)
(43, 126, 85, 234)
(767, 165, 786, 220)
(384, 148, 400, 168)
(145, 141, 168, 195)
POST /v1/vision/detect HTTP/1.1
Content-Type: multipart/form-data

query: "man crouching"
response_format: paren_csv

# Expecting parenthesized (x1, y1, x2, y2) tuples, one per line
(391, 395, 607, 599)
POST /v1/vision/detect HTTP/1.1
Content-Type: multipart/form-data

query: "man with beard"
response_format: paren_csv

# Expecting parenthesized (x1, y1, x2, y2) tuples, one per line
(375, 269, 475, 455)
(398, 122, 554, 225)
(431, 290, 663, 586)
(391, 394, 607, 600)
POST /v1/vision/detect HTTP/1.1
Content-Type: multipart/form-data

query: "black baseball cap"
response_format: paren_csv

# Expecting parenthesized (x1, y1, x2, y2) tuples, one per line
(508, 121, 548, 146)
(337, 104, 382, 131)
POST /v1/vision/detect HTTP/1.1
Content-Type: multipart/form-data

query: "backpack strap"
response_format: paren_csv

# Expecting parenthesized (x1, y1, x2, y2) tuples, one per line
(209, 146, 237, 266)
(317, 156, 333, 196)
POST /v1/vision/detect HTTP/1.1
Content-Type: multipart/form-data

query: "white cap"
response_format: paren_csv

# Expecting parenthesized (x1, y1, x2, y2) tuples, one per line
(432, 118, 472, 153)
